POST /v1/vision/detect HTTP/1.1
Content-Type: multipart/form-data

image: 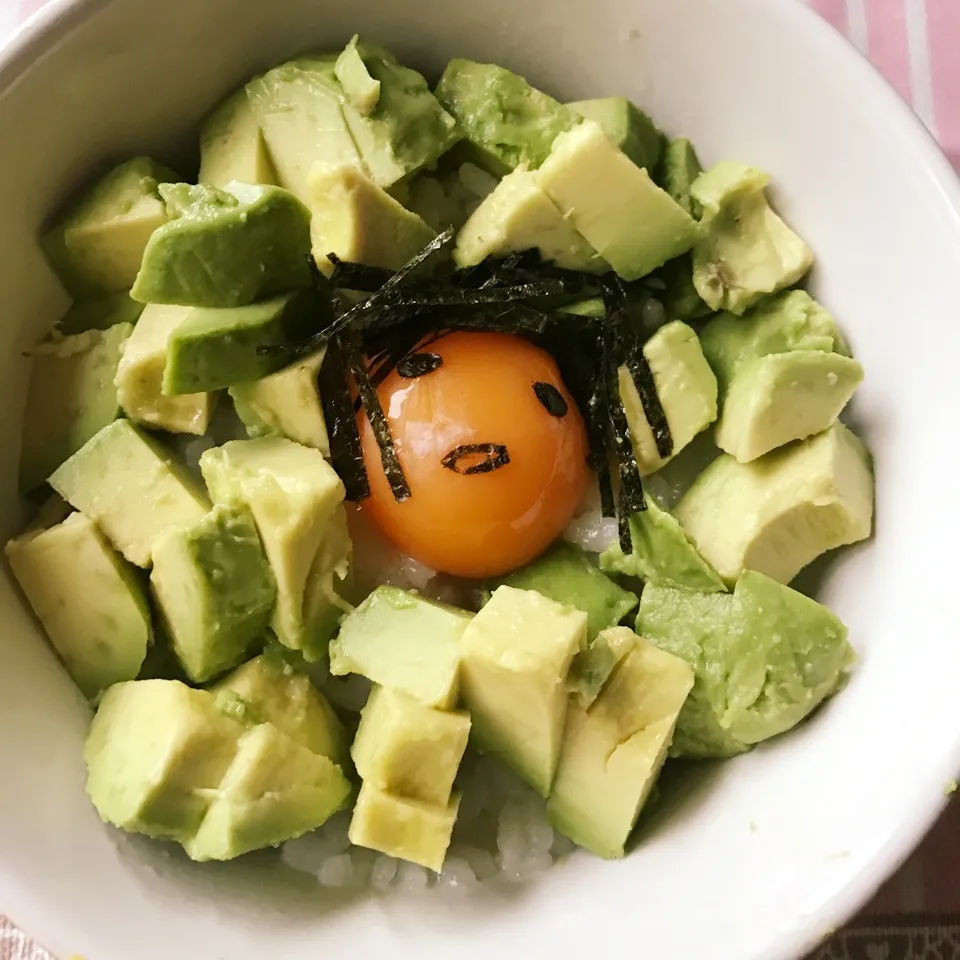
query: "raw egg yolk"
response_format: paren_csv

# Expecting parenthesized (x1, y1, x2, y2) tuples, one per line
(358, 331, 590, 579)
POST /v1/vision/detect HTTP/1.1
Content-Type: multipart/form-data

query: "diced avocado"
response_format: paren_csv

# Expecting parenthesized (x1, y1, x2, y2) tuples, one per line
(348, 781, 460, 872)
(246, 57, 363, 201)
(335, 35, 381, 115)
(660, 138, 703, 218)
(329, 586, 470, 709)
(114, 304, 213, 436)
(49, 420, 209, 567)
(57, 292, 145, 336)
(459, 585, 586, 796)
(23, 492, 72, 534)
(599, 496, 726, 593)
(536, 121, 701, 281)
(675, 422, 874, 586)
(199, 437, 345, 651)
(637, 570, 854, 757)
(559, 297, 606, 318)
(454, 167, 607, 273)
(569, 98, 664, 172)
(130, 182, 312, 308)
(435, 59, 579, 175)
(84, 679, 244, 840)
(215, 650, 349, 768)
(691, 162, 813, 315)
(307, 165, 436, 273)
(548, 632, 693, 857)
(149, 505, 275, 683)
(229, 348, 329, 453)
(568, 625, 636, 708)
(495, 540, 637, 641)
(300, 504, 353, 662)
(42, 157, 178, 300)
(19, 323, 131, 493)
(618, 320, 718, 474)
(162, 289, 329, 395)
(351, 685, 470, 806)
(6, 513, 151, 698)
(185, 722, 352, 861)
(199, 88, 278, 188)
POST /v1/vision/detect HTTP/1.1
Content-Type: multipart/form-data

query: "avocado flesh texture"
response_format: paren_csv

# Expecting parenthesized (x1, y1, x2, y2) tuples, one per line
(130, 182, 313, 308)
(568, 626, 637, 708)
(199, 87, 277, 188)
(6, 513, 151, 698)
(335, 35, 381, 115)
(548, 632, 694, 858)
(57, 292, 144, 336)
(19, 323, 131, 494)
(675, 422, 874, 587)
(569, 97, 664, 172)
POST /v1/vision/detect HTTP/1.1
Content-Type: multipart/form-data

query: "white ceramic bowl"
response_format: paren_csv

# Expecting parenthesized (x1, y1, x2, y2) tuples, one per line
(1, 0, 959, 957)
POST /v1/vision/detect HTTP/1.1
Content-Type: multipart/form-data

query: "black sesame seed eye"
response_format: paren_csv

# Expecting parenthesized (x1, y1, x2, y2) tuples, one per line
(397, 352, 443, 378)
(533, 381, 568, 418)
(440, 443, 511, 475)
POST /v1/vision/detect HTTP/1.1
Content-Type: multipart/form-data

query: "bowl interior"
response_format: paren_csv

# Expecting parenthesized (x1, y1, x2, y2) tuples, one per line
(1, 0, 960, 958)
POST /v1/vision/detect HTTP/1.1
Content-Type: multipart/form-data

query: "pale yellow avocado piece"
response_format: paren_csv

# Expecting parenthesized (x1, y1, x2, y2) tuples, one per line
(199, 88, 277, 188)
(49, 420, 210, 567)
(348, 781, 460, 872)
(351, 685, 471, 806)
(6, 513, 151, 699)
(335, 35, 381, 115)
(308, 165, 436, 274)
(454, 167, 607, 273)
(229, 347, 329, 453)
(114, 303, 214, 436)
(199, 438, 345, 651)
(186, 723, 352, 862)
(690, 162, 814, 315)
(84, 680, 245, 841)
(716, 350, 864, 463)
(675, 422, 874, 586)
(535, 121, 701, 281)
(619, 320, 718, 475)
(300, 503, 353, 661)
(459, 585, 587, 797)
(548, 632, 694, 858)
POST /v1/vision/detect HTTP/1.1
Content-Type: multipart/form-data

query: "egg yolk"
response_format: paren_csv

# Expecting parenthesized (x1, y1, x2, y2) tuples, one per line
(358, 331, 590, 579)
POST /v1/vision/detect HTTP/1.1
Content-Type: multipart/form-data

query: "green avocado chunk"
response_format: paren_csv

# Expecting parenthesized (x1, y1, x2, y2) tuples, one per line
(569, 97, 664, 171)
(660, 138, 703, 218)
(19, 323, 131, 493)
(57, 292, 145, 336)
(494, 540, 637, 641)
(568, 625, 637, 708)
(637, 570, 854, 758)
(435, 59, 579, 175)
(199, 88, 278, 188)
(335, 35, 381, 115)
(130, 182, 312, 308)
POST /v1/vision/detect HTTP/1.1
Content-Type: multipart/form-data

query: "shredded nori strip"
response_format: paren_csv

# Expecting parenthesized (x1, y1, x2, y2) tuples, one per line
(327, 254, 395, 292)
(441, 443, 511, 475)
(397, 352, 443, 378)
(533, 381, 568, 418)
(389, 279, 567, 307)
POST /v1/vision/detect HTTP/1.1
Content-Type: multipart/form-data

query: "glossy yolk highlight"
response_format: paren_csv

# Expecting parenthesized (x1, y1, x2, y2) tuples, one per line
(358, 331, 590, 579)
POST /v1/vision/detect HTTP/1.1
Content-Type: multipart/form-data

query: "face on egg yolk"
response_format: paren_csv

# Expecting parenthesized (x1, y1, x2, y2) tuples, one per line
(358, 331, 590, 579)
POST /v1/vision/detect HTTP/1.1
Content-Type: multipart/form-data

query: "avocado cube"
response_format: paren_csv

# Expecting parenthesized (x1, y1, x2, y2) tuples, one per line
(6, 513, 151, 699)
(660, 138, 703, 218)
(348, 782, 460, 872)
(56, 291, 145, 336)
(19, 323, 131, 493)
(618, 320, 718, 475)
(199, 437, 346, 652)
(215, 651, 350, 769)
(335, 35, 381, 116)
(229, 347, 329, 453)
(49, 420, 210, 568)
(351, 686, 471, 806)
(435, 59, 578, 176)
(569, 97, 664, 172)
(130, 182, 313, 308)
(599, 496, 726, 593)
(84, 680, 244, 841)
(454, 168, 607, 274)
(300, 504, 353, 662)
(536, 121, 702, 281)
(548, 632, 694, 858)
(459, 585, 587, 796)
(199, 87, 278, 188)
(42, 157, 178, 301)
(307, 165, 436, 274)
(114, 304, 214, 436)
(675, 422, 874, 587)
(150, 505, 276, 684)
(329, 586, 471, 709)
(185, 723, 352, 862)
(568, 626, 636, 708)
(690, 162, 814, 315)
(496, 541, 638, 641)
